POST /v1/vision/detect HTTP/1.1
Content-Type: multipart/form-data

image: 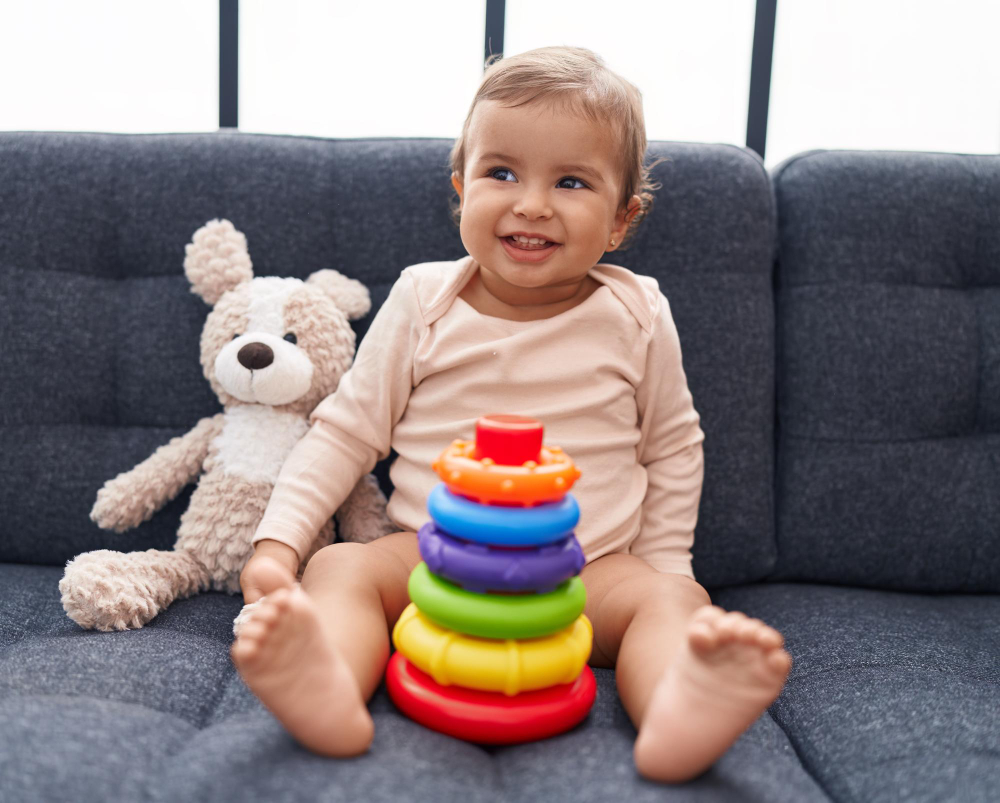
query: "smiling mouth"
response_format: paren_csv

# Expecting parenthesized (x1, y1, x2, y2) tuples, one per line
(503, 236, 558, 251)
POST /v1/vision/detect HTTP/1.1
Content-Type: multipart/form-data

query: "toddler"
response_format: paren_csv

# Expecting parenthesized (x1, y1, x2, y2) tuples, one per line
(231, 45, 791, 784)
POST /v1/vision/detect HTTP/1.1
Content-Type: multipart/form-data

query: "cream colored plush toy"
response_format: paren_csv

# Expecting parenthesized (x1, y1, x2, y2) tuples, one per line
(59, 219, 395, 634)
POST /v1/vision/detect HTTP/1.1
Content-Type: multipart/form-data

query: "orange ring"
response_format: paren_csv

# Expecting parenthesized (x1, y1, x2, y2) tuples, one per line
(431, 439, 581, 506)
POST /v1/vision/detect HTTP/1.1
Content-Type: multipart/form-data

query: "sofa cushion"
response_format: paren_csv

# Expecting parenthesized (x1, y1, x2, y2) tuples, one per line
(0, 564, 830, 802)
(770, 150, 1000, 591)
(714, 582, 1000, 802)
(0, 132, 778, 588)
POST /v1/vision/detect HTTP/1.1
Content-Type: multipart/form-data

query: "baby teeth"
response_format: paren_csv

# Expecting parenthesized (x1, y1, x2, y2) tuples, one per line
(508, 236, 552, 251)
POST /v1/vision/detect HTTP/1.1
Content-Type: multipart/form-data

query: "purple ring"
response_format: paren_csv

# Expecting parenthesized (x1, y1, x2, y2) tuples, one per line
(417, 521, 586, 594)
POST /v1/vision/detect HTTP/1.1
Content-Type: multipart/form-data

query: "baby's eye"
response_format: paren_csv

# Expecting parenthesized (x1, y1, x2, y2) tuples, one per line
(489, 167, 517, 182)
(488, 166, 587, 190)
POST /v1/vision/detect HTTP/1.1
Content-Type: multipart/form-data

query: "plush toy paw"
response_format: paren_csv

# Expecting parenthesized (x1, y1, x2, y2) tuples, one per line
(90, 478, 152, 533)
(61, 548, 211, 631)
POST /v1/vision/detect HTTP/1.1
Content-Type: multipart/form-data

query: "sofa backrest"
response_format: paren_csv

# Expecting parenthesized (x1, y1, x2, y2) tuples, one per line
(0, 132, 777, 589)
(769, 149, 1000, 592)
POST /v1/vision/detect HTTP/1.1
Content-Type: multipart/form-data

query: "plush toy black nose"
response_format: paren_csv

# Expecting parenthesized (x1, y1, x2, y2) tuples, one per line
(237, 342, 274, 370)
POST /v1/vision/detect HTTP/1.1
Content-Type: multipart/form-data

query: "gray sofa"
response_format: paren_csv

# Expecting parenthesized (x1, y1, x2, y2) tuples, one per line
(1, 131, 997, 802)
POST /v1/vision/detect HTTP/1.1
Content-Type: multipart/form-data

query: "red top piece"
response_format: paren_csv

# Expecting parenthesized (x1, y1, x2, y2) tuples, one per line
(474, 414, 543, 466)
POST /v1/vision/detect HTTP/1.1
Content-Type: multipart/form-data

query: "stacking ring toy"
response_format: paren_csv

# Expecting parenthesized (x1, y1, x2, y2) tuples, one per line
(418, 522, 586, 593)
(427, 483, 579, 546)
(407, 562, 586, 639)
(385, 652, 596, 744)
(433, 439, 581, 506)
(392, 603, 592, 695)
(474, 414, 545, 466)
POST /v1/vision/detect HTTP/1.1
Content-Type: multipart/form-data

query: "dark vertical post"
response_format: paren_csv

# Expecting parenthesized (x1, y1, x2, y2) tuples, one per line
(220, 0, 239, 128)
(484, 0, 505, 68)
(746, 0, 777, 159)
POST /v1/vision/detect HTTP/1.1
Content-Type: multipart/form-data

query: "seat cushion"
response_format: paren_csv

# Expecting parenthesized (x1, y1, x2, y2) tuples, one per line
(770, 150, 1000, 591)
(713, 582, 1000, 802)
(0, 565, 829, 802)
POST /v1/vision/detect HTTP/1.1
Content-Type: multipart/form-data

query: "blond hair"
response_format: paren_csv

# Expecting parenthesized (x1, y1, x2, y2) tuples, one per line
(449, 46, 667, 249)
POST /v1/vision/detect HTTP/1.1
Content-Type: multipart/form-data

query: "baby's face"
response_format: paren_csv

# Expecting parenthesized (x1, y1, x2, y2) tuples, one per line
(453, 98, 639, 292)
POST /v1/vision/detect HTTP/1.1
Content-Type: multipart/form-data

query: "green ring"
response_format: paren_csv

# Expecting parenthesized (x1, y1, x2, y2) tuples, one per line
(408, 561, 586, 640)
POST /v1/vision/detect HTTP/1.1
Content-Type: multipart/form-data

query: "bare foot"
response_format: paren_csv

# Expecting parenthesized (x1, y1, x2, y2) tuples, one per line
(230, 586, 374, 757)
(633, 605, 792, 783)
(242, 554, 297, 603)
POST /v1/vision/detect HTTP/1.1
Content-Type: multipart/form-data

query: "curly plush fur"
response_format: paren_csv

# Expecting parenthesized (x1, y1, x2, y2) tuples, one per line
(60, 219, 396, 633)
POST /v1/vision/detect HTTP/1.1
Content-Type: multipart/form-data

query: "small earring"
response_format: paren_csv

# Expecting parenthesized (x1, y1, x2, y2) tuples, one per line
(609, 239, 616, 247)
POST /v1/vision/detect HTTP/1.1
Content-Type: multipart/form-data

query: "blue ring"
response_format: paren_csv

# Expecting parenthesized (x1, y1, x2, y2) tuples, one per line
(426, 483, 579, 546)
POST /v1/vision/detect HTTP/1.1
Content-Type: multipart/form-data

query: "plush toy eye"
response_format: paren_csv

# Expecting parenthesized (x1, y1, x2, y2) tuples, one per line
(283, 332, 297, 344)
(232, 333, 241, 340)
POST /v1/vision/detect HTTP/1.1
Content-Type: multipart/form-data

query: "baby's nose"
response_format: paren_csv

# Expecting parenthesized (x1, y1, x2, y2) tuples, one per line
(238, 342, 274, 370)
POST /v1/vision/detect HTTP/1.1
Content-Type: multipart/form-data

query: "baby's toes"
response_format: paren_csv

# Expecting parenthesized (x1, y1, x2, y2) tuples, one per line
(231, 628, 263, 665)
(714, 611, 749, 643)
(687, 605, 727, 652)
(767, 648, 793, 676)
(690, 604, 726, 624)
(264, 587, 294, 611)
(232, 598, 289, 665)
(756, 622, 785, 650)
(734, 618, 783, 649)
(245, 601, 281, 628)
(688, 620, 719, 653)
(238, 619, 272, 645)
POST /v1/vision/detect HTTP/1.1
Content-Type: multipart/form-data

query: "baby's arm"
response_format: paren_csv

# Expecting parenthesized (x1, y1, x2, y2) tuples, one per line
(629, 292, 706, 577)
(245, 270, 426, 592)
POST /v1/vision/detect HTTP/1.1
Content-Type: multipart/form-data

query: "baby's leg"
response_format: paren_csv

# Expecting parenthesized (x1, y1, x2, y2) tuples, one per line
(231, 532, 419, 758)
(581, 554, 791, 784)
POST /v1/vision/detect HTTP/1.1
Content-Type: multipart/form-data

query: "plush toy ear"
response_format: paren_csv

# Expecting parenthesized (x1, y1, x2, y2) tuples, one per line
(306, 269, 372, 321)
(183, 219, 254, 305)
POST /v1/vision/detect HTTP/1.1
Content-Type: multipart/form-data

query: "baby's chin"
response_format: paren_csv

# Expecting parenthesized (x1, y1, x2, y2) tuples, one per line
(487, 249, 573, 277)
(482, 262, 562, 290)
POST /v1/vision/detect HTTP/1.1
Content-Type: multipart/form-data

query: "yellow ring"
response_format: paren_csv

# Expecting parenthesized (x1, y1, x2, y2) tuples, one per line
(431, 439, 581, 506)
(391, 602, 592, 696)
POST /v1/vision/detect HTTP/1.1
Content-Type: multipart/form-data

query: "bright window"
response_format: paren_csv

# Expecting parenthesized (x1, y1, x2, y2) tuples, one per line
(766, 0, 1000, 167)
(239, 0, 485, 138)
(504, 0, 757, 148)
(0, 0, 217, 133)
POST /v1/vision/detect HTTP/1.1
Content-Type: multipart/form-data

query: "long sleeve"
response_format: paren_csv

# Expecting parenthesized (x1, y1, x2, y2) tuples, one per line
(251, 270, 426, 561)
(629, 292, 706, 577)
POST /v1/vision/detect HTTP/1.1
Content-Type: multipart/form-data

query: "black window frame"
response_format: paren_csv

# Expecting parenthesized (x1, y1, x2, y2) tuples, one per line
(219, 0, 777, 159)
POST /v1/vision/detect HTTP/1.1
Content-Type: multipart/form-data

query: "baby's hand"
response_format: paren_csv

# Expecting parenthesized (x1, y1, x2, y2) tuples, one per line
(241, 541, 298, 604)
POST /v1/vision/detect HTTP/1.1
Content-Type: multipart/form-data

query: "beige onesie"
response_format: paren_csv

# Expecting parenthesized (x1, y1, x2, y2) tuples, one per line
(252, 254, 705, 578)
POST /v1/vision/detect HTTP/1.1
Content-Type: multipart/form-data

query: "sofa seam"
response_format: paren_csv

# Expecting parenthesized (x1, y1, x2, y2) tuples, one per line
(765, 707, 840, 803)
(769, 149, 828, 185)
(781, 431, 1000, 444)
(787, 662, 1000, 684)
(780, 279, 997, 291)
(717, 145, 780, 589)
(201, 662, 242, 730)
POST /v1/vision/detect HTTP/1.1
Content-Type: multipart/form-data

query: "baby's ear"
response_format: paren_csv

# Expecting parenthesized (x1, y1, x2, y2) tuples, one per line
(306, 269, 372, 321)
(183, 219, 254, 305)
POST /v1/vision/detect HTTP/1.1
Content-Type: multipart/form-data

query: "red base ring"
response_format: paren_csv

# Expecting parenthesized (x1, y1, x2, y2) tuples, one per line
(385, 652, 596, 745)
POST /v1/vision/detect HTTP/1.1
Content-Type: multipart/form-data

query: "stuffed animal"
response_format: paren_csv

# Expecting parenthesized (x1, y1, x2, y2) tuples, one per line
(59, 219, 395, 634)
